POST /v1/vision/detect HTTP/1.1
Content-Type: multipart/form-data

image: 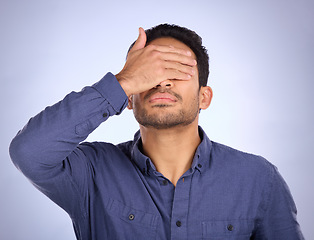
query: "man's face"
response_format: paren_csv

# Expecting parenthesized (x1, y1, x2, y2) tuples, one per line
(130, 37, 201, 129)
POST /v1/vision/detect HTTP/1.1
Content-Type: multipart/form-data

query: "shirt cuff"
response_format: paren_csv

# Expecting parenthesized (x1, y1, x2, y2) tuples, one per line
(92, 72, 128, 114)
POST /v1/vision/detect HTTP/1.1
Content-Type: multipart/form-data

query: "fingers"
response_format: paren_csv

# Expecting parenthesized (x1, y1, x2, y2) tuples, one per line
(149, 46, 197, 79)
(151, 45, 192, 57)
(145, 45, 197, 67)
(163, 68, 193, 81)
(162, 61, 195, 77)
(144, 45, 197, 81)
(161, 52, 197, 67)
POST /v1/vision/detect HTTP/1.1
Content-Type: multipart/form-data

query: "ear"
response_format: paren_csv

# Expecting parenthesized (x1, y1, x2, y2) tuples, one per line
(127, 95, 133, 109)
(199, 86, 213, 110)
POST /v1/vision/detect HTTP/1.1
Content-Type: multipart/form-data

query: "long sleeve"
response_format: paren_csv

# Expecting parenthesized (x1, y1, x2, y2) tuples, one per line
(255, 165, 304, 239)
(9, 72, 128, 216)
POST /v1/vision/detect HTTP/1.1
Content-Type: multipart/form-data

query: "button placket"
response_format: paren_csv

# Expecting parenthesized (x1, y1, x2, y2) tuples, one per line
(170, 175, 191, 239)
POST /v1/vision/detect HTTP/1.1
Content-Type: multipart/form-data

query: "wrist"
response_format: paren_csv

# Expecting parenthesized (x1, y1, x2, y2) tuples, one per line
(115, 73, 132, 97)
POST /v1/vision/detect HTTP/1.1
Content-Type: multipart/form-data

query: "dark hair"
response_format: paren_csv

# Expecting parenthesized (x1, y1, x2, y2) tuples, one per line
(128, 24, 209, 87)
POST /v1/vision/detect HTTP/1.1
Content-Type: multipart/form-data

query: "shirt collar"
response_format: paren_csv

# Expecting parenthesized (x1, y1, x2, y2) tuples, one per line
(190, 126, 212, 173)
(131, 131, 151, 175)
(131, 126, 212, 175)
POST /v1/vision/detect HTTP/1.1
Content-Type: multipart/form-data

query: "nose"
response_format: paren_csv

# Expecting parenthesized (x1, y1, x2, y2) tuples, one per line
(156, 79, 173, 88)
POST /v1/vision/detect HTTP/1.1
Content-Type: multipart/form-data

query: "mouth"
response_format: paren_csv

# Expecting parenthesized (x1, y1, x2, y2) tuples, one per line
(148, 92, 177, 103)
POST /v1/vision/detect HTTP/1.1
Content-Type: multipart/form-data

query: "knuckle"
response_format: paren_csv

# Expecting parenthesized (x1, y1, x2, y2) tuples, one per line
(155, 67, 165, 76)
(146, 44, 157, 51)
(150, 50, 161, 59)
(154, 60, 165, 74)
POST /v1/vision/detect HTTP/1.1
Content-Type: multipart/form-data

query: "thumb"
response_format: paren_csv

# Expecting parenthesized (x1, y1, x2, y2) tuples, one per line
(130, 27, 146, 52)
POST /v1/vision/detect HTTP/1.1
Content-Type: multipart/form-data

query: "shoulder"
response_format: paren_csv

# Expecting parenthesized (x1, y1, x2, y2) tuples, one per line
(206, 141, 281, 207)
(210, 141, 276, 178)
(74, 140, 134, 164)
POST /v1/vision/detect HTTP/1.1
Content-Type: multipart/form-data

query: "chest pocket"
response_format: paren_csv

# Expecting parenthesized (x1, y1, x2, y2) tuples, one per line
(105, 198, 159, 240)
(202, 219, 254, 240)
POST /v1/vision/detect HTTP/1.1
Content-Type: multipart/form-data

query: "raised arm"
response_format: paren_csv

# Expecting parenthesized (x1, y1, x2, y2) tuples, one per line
(9, 72, 127, 176)
(9, 28, 197, 215)
(9, 27, 196, 177)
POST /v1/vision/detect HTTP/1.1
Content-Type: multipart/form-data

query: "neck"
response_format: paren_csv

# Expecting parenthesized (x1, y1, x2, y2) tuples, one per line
(139, 120, 201, 186)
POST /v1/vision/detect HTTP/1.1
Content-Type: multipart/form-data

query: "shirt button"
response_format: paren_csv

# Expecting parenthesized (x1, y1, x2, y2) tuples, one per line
(103, 112, 108, 118)
(128, 214, 135, 221)
(198, 164, 202, 168)
(176, 221, 182, 227)
(162, 179, 168, 185)
(227, 224, 233, 231)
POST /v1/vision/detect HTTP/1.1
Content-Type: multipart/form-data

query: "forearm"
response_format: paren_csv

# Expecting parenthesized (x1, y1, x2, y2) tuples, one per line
(9, 72, 128, 180)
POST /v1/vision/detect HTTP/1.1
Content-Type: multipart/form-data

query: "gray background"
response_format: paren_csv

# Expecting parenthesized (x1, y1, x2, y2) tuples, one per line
(1, 0, 313, 239)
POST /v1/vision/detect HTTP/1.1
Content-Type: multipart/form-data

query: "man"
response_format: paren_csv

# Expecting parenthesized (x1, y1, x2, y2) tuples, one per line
(10, 24, 303, 239)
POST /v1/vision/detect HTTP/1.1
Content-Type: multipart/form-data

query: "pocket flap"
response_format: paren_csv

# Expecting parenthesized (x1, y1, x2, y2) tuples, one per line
(106, 198, 159, 229)
(202, 219, 253, 238)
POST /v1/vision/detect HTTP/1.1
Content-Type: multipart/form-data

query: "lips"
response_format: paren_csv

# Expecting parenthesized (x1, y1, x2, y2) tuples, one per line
(148, 92, 177, 103)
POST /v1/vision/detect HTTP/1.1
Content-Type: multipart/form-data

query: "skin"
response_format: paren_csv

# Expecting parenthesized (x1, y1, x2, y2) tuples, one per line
(116, 28, 213, 186)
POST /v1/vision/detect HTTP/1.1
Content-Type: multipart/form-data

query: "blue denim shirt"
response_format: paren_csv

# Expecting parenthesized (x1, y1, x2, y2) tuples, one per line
(10, 73, 304, 239)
